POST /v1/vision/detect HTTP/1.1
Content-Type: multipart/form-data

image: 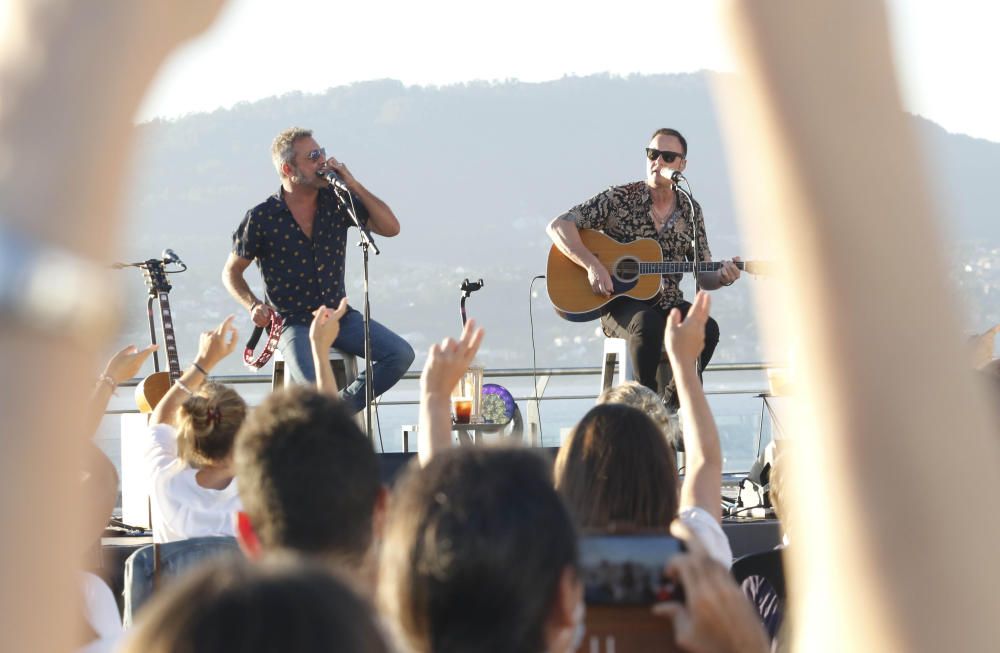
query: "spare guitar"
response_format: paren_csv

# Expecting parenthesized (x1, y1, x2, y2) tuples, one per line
(546, 229, 770, 322)
(134, 258, 183, 413)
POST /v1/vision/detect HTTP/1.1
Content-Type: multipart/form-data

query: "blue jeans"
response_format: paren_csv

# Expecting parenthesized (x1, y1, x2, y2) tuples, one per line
(277, 307, 415, 413)
(123, 537, 240, 628)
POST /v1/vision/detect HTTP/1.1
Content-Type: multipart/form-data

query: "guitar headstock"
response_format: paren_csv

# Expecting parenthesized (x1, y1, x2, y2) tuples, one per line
(141, 259, 172, 296)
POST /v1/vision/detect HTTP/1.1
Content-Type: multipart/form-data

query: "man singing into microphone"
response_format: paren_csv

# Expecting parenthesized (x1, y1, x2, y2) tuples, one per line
(546, 128, 740, 409)
(223, 127, 414, 412)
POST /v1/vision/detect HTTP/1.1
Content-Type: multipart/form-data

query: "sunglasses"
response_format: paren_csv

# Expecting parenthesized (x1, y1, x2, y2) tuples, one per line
(306, 147, 327, 162)
(645, 148, 684, 164)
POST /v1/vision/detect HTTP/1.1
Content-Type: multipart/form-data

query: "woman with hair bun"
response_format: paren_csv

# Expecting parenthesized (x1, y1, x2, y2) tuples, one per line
(142, 316, 246, 542)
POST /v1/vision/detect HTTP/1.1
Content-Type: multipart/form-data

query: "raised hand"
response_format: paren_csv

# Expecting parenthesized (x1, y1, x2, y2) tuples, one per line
(418, 320, 486, 464)
(652, 524, 769, 653)
(310, 298, 349, 354)
(323, 156, 356, 188)
(665, 290, 711, 367)
(102, 343, 159, 384)
(420, 320, 485, 398)
(195, 315, 239, 371)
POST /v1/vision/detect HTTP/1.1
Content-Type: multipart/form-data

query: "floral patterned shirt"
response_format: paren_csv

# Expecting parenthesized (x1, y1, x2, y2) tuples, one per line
(232, 186, 369, 326)
(568, 181, 711, 309)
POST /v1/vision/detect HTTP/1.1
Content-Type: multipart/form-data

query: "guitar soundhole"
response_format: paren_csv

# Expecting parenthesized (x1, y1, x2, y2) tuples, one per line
(615, 258, 640, 282)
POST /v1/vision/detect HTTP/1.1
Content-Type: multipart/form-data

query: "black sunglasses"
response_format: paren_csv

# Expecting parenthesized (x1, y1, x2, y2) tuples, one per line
(645, 148, 684, 164)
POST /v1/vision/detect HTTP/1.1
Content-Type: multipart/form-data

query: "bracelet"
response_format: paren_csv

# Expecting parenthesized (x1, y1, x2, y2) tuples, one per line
(249, 300, 259, 313)
(175, 380, 194, 396)
(721, 279, 735, 287)
(191, 361, 209, 376)
(96, 374, 117, 392)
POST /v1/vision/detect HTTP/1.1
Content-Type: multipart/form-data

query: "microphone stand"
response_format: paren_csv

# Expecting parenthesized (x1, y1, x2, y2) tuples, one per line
(334, 185, 379, 443)
(673, 176, 699, 293)
(673, 175, 704, 380)
(459, 278, 484, 327)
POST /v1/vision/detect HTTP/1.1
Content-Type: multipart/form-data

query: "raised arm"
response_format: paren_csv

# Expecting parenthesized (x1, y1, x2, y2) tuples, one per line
(653, 522, 769, 653)
(309, 298, 349, 396)
(150, 316, 238, 427)
(665, 291, 723, 522)
(418, 320, 485, 465)
(325, 157, 400, 237)
(0, 2, 227, 649)
(87, 343, 158, 435)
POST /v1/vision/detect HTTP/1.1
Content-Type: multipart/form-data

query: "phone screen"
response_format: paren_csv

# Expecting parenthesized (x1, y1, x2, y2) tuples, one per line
(579, 534, 685, 605)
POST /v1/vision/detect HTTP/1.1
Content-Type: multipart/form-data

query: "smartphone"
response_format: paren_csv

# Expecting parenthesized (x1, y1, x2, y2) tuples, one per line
(579, 533, 685, 606)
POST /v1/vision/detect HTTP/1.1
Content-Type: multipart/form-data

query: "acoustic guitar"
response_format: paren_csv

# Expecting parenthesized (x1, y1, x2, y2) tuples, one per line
(135, 260, 182, 413)
(546, 229, 769, 322)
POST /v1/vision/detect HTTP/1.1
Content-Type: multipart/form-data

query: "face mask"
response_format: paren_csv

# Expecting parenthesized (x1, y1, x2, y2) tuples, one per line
(548, 596, 586, 653)
(569, 598, 586, 652)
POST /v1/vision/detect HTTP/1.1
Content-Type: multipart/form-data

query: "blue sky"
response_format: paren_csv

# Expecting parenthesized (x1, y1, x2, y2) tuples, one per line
(137, 0, 1000, 143)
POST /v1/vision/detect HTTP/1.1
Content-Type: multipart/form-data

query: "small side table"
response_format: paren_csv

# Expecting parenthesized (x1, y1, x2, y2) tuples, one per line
(400, 422, 508, 451)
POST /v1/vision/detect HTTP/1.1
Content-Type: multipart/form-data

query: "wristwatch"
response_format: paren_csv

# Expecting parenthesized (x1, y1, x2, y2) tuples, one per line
(0, 221, 121, 342)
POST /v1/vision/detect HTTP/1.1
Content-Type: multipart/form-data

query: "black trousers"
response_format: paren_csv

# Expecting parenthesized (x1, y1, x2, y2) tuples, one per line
(600, 296, 720, 409)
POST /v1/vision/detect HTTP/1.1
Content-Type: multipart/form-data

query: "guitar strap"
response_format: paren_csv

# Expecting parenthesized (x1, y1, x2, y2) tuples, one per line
(244, 311, 285, 368)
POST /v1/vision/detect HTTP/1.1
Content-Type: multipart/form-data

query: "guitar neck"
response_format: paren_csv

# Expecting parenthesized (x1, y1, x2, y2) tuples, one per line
(640, 260, 747, 275)
(157, 292, 182, 383)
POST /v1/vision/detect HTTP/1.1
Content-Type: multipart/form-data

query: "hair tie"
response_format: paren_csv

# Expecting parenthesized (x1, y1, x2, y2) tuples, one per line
(207, 407, 222, 425)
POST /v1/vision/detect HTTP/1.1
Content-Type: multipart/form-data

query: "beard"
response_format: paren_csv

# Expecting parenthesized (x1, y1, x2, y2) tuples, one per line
(291, 165, 324, 188)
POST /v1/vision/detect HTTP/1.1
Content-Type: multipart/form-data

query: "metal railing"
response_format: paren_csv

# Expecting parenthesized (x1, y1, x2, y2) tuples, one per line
(105, 361, 778, 413)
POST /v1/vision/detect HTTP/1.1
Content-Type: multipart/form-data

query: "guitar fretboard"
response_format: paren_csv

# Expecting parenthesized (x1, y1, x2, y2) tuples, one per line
(639, 261, 748, 275)
(158, 292, 181, 383)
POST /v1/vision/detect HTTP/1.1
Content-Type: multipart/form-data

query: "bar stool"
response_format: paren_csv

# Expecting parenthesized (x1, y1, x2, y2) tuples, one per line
(272, 348, 358, 391)
(600, 337, 634, 392)
(600, 339, 678, 394)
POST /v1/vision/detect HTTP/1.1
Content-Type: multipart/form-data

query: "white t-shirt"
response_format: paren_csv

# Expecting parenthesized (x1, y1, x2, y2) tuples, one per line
(141, 423, 241, 543)
(77, 572, 121, 653)
(677, 505, 733, 567)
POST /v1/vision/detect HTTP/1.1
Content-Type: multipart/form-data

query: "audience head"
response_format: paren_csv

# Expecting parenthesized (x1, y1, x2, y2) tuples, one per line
(234, 386, 384, 569)
(378, 447, 581, 653)
(555, 402, 679, 531)
(598, 380, 680, 450)
(176, 382, 246, 467)
(122, 556, 390, 653)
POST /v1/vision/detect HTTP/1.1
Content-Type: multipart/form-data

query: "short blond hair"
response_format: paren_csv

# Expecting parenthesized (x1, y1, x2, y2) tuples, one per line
(597, 381, 678, 447)
(271, 127, 312, 178)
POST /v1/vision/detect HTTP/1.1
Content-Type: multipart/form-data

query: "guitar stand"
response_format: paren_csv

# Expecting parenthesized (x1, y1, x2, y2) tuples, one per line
(112, 252, 187, 377)
(146, 294, 160, 373)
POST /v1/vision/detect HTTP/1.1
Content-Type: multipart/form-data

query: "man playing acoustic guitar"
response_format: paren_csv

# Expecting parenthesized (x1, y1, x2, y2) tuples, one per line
(546, 128, 741, 409)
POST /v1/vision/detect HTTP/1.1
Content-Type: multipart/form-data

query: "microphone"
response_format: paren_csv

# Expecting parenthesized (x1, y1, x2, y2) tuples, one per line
(318, 169, 351, 193)
(162, 248, 183, 265)
(660, 168, 685, 183)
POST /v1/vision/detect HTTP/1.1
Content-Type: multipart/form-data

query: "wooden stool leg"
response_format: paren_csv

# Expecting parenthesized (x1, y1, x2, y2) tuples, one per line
(272, 360, 284, 391)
